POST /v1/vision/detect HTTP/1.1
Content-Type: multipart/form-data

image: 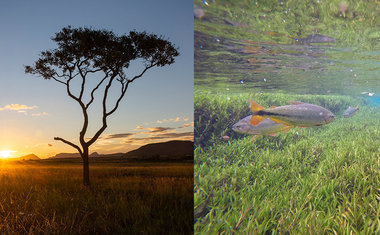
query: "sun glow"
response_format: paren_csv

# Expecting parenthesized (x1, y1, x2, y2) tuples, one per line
(0, 150, 16, 159)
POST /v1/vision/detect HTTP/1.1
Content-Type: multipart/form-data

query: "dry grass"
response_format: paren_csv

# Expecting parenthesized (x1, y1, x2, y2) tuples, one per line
(0, 160, 193, 234)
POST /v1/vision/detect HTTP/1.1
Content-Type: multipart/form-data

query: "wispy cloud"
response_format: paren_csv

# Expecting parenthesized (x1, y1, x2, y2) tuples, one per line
(103, 133, 134, 139)
(32, 112, 48, 117)
(123, 131, 193, 144)
(178, 122, 194, 128)
(133, 126, 174, 134)
(0, 104, 38, 111)
(156, 116, 188, 124)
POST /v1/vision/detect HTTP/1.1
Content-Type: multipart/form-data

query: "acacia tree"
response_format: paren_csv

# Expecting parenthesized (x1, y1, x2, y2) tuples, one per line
(25, 26, 179, 186)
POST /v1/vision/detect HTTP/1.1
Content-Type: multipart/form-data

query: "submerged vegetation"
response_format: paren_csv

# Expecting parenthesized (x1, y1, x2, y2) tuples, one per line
(194, 91, 380, 233)
(0, 160, 193, 234)
(195, 0, 380, 50)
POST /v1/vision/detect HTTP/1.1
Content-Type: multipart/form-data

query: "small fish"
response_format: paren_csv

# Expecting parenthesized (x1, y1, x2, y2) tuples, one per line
(249, 100, 335, 127)
(296, 34, 336, 45)
(343, 105, 359, 118)
(232, 115, 292, 136)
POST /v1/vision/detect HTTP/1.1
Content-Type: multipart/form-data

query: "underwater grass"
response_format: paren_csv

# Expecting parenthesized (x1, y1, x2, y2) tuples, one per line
(195, 88, 366, 148)
(195, 0, 380, 50)
(194, 91, 379, 234)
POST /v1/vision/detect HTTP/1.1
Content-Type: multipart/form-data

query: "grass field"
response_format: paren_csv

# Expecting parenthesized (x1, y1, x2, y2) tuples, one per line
(0, 159, 193, 234)
(194, 90, 380, 234)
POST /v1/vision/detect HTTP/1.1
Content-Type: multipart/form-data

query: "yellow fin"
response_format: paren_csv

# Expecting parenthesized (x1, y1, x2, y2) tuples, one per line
(268, 117, 294, 127)
(249, 100, 265, 112)
(250, 115, 266, 126)
(270, 105, 276, 108)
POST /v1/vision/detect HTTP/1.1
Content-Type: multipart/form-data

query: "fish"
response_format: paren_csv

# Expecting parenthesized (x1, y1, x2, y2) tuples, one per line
(296, 34, 336, 45)
(232, 116, 293, 142)
(343, 105, 359, 118)
(232, 115, 292, 135)
(249, 100, 335, 127)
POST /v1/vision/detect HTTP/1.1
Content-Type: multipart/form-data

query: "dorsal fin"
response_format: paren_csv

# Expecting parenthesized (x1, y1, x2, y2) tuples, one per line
(249, 100, 265, 112)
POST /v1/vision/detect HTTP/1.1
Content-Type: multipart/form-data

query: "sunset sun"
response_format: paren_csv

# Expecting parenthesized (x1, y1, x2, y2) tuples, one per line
(0, 150, 16, 159)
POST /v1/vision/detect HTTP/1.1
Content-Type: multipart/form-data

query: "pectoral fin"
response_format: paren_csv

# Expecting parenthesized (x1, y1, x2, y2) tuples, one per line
(250, 115, 266, 126)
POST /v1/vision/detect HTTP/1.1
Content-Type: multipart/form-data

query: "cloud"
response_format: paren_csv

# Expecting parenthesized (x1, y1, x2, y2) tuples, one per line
(149, 127, 174, 133)
(134, 126, 174, 134)
(0, 104, 38, 111)
(178, 122, 194, 128)
(135, 125, 144, 130)
(32, 112, 48, 117)
(123, 131, 194, 144)
(156, 116, 189, 124)
(103, 133, 135, 139)
(157, 132, 194, 138)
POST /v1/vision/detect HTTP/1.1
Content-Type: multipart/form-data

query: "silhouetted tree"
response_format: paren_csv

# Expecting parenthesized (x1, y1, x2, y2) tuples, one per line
(25, 26, 179, 186)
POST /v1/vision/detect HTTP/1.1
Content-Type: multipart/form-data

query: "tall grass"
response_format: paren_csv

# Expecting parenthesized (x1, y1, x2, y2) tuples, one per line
(0, 160, 193, 234)
(194, 91, 380, 234)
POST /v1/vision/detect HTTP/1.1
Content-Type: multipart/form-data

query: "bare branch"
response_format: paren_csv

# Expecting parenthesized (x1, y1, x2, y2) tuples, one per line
(127, 62, 157, 84)
(106, 81, 127, 117)
(54, 137, 83, 156)
(51, 75, 67, 85)
(84, 68, 103, 76)
(85, 73, 118, 146)
(85, 72, 109, 109)
(77, 64, 86, 100)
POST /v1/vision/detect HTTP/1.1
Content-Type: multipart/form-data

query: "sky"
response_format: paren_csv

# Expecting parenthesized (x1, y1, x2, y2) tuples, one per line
(0, 0, 193, 159)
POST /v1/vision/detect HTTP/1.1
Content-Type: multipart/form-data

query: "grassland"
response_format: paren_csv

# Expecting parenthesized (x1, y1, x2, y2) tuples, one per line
(0, 159, 193, 234)
(194, 90, 380, 234)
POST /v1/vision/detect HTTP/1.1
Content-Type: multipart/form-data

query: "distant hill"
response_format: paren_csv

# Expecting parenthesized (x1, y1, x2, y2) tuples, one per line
(125, 140, 194, 160)
(47, 140, 194, 161)
(14, 154, 40, 161)
(49, 152, 99, 159)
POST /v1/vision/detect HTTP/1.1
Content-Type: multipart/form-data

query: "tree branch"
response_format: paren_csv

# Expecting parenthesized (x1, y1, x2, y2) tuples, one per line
(52, 75, 67, 85)
(85, 73, 117, 146)
(85, 72, 109, 109)
(54, 137, 83, 156)
(106, 80, 128, 117)
(127, 62, 157, 84)
(77, 64, 86, 100)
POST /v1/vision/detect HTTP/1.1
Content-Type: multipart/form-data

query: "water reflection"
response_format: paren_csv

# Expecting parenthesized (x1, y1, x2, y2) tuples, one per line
(195, 30, 379, 96)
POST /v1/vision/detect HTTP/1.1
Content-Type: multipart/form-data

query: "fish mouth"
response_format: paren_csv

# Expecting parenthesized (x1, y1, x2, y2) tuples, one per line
(325, 114, 335, 123)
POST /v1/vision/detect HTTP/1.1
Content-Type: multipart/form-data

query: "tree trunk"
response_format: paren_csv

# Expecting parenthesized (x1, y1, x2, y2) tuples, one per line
(82, 147, 90, 186)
